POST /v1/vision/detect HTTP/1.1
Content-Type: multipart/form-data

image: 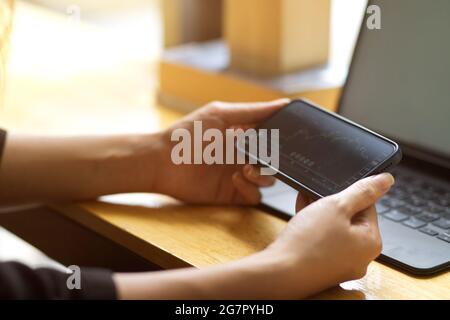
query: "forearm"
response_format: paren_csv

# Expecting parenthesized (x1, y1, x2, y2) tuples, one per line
(114, 253, 277, 300)
(0, 132, 162, 204)
(113, 251, 319, 300)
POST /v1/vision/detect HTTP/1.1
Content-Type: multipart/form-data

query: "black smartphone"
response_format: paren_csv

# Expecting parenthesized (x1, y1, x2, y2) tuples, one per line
(240, 99, 402, 199)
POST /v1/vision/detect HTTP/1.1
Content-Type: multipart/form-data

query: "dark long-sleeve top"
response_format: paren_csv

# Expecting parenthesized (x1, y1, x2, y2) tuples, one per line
(0, 129, 117, 299)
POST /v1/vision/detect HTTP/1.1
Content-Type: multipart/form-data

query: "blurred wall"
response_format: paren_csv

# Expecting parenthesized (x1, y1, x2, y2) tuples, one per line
(28, 0, 156, 14)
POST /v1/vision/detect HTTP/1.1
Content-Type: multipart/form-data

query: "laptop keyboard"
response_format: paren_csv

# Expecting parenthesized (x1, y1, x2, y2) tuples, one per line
(376, 168, 450, 244)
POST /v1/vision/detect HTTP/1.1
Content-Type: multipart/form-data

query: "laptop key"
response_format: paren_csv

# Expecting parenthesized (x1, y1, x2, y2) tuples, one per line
(380, 198, 406, 208)
(417, 190, 439, 201)
(384, 210, 409, 222)
(416, 212, 440, 222)
(437, 234, 450, 243)
(408, 196, 426, 207)
(405, 186, 420, 194)
(389, 189, 408, 200)
(425, 204, 444, 213)
(426, 193, 439, 201)
(403, 218, 427, 229)
(419, 227, 438, 236)
(432, 219, 450, 230)
(375, 203, 390, 214)
(441, 211, 450, 220)
(399, 206, 421, 216)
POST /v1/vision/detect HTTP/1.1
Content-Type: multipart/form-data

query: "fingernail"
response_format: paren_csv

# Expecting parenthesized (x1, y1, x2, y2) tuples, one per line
(372, 173, 395, 190)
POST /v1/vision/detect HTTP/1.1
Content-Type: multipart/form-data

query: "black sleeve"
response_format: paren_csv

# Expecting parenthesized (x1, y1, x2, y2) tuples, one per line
(0, 129, 117, 299)
(0, 261, 117, 300)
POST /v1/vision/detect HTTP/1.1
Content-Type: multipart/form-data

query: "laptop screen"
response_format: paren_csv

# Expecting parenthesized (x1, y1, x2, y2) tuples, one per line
(339, 0, 450, 168)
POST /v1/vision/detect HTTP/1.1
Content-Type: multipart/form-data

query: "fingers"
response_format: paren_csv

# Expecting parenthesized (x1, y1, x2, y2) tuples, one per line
(295, 192, 313, 212)
(232, 165, 276, 205)
(329, 173, 395, 217)
(242, 164, 276, 187)
(210, 99, 290, 126)
(232, 171, 262, 204)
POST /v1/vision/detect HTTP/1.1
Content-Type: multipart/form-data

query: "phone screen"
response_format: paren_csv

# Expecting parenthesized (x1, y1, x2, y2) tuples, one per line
(258, 100, 398, 196)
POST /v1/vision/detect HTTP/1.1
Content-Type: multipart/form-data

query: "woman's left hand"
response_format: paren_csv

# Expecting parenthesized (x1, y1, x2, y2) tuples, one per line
(152, 99, 289, 205)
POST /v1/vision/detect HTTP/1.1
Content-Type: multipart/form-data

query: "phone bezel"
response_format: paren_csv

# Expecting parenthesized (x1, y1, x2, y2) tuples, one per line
(240, 99, 402, 199)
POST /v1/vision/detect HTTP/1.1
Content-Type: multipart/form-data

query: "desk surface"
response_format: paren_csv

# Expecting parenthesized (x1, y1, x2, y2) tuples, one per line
(2, 2, 449, 300)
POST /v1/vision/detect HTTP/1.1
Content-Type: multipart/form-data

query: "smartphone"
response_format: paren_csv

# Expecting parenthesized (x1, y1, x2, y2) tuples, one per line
(239, 99, 402, 199)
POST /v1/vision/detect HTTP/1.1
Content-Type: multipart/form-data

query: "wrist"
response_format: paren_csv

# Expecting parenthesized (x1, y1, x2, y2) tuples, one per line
(250, 245, 330, 299)
(125, 132, 165, 194)
(113, 249, 308, 300)
(83, 132, 165, 196)
(242, 249, 298, 299)
(192, 250, 295, 299)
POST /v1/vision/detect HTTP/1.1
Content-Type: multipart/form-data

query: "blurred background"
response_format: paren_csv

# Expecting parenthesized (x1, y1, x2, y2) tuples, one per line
(0, 0, 368, 269)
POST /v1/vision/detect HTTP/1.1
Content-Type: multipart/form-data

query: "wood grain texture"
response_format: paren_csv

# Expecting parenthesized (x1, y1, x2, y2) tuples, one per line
(53, 195, 450, 300)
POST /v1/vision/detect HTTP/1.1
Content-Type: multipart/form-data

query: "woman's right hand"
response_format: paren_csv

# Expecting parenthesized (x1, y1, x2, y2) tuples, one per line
(260, 173, 394, 298)
(115, 172, 394, 300)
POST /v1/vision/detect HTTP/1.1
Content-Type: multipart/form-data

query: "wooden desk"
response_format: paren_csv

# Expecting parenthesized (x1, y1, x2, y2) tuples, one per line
(1, 2, 449, 300)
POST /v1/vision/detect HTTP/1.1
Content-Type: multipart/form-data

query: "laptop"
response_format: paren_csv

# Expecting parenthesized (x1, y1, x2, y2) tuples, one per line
(261, 0, 450, 275)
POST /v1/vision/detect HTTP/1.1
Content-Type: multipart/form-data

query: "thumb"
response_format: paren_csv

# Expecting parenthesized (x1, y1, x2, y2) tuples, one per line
(332, 173, 395, 217)
(211, 99, 290, 125)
